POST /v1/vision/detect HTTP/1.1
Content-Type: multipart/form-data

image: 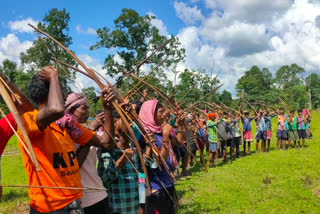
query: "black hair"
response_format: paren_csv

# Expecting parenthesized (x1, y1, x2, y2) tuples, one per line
(223, 112, 228, 115)
(298, 109, 303, 113)
(279, 107, 284, 111)
(154, 102, 163, 114)
(131, 100, 143, 114)
(29, 73, 50, 104)
(290, 110, 294, 114)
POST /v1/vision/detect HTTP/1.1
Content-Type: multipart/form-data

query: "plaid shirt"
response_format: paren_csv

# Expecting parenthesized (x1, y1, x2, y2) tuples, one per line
(206, 120, 217, 143)
(98, 148, 139, 214)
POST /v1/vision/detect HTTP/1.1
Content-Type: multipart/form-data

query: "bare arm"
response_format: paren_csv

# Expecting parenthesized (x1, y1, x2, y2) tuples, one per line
(36, 66, 64, 130)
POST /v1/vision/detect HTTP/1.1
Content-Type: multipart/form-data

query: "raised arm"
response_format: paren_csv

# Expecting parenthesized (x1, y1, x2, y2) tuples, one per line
(36, 66, 64, 130)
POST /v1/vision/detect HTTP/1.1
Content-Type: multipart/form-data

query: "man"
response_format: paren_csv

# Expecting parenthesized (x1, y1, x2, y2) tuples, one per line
(230, 113, 242, 158)
(255, 109, 267, 152)
(264, 110, 277, 152)
(217, 112, 229, 162)
(297, 109, 307, 148)
(206, 113, 218, 168)
(276, 107, 288, 150)
(18, 66, 112, 214)
(287, 111, 299, 149)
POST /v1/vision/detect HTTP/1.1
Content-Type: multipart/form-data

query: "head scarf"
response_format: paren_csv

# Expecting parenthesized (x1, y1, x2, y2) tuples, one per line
(55, 93, 88, 139)
(65, 93, 88, 114)
(208, 113, 216, 119)
(139, 100, 162, 133)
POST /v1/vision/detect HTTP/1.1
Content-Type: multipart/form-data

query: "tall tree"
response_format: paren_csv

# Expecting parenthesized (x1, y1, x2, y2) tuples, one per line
(91, 8, 185, 91)
(20, 8, 76, 87)
(236, 66, 274, 103)
(307, 73, 320, 109)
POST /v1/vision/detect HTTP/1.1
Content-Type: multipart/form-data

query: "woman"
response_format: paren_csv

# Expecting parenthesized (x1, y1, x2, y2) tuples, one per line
(56, 91, 114, 214)
(139, 100, 184, 214)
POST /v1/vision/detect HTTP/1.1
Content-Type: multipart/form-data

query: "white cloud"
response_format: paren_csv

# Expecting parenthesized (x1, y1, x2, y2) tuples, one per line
(0, 33, 32, 64)
(70, 54, 108, 92)
(148, 12, 169, 37)
(205, 0, 292, 23)
(174, 0, 320, 94)
(174, 1, 204, 25)
(75, 24, 96, 35)
(8, 18, 38, 33)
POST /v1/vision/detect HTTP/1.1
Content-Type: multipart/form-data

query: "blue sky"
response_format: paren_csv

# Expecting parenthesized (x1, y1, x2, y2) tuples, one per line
(0, 0, 187, 62)
(1, 0, 320, 93)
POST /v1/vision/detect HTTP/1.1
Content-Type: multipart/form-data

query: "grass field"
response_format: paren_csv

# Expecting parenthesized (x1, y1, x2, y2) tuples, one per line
(0, 112, 320, 213)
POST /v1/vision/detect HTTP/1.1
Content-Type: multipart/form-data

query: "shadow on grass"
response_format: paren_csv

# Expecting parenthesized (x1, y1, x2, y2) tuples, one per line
(1, 189, 28, 203)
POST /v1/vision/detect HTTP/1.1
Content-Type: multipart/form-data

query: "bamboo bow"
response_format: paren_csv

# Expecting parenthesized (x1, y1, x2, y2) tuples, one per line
(28, 23, 153, 194)
(122, 70, 208, 172)
(0, 79, 41, 172)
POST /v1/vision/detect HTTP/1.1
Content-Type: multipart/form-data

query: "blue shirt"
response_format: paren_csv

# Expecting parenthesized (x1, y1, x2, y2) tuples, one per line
(142, 133, 173, 191)
(241, 117, 253, 131)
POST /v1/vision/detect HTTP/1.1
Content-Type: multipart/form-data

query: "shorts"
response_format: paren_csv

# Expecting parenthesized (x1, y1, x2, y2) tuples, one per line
(220, 141, 227, 150)
(288, 130, 299, 141)
(233, 137, 242, 147)
(256, 131, 267, 141)
(209, 142, 217, 153)
(298, 129, 307, 139)
(243, 130, 253, 142)
(139, 182, 146, 204)
(266, 130, 272, 140)
(276, 130, 288, 140)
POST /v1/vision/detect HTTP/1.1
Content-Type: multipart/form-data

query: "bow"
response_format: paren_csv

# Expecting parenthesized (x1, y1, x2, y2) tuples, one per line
(28, 23, 153, 194)
(0, 78, 40, 172)
(122, 70, 208, 172)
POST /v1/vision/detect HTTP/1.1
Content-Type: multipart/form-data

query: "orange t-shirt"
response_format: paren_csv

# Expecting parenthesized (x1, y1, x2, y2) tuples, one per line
(18, 110, 95, 213)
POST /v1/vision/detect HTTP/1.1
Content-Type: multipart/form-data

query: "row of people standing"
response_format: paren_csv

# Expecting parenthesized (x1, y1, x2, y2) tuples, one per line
(199, 107, 312, 168)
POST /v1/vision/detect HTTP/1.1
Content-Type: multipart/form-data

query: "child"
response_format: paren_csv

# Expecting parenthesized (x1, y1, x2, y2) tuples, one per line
(230, 113, 242, 158)
(217, 112, 230, 162)
(254, 109, 267, 152)
(276, 107, 288, 150)
(206, 113, 219, 168)
(264, 110, 277, 152)
(297, 109, 307, 148)
(241, 110, 253, 155)
(286, 110, 299, 149)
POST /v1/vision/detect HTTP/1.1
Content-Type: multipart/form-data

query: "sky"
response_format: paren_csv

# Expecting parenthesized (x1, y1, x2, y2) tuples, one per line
(1, 0, 320, 94)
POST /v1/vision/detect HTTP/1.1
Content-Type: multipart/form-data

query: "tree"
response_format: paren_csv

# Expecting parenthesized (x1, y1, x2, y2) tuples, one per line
(274, 64, 304, 89)
(174, 68, 220, 108)
(219, 90, 232, 106)
(91, 9, 185, 91)
(307, 73, 320, 109)
(0, 59, 32, 114)
(20, 8, 76, 87)
(236, 66, 274, 103)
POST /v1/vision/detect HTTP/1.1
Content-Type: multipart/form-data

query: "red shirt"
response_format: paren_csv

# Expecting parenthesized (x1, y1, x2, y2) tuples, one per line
(0, 113, 17, 155)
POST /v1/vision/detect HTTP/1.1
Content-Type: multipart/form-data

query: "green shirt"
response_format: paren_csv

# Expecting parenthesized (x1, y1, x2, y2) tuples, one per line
(206, 120, 217, 143)
(287, 117, 298, 131)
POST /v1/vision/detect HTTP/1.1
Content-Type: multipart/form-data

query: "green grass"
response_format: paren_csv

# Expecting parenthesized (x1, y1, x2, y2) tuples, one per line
(176, 111, 320, 214)
(0, 136, 28, 214)
(1, 112, 320, 213)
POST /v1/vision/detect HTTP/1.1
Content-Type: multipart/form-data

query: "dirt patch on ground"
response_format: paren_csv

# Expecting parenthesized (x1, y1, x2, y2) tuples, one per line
(11, 202, 29, 214)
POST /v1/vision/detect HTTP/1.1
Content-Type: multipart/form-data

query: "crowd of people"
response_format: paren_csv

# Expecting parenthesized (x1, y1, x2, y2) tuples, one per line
(0, 66, 313, 214)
